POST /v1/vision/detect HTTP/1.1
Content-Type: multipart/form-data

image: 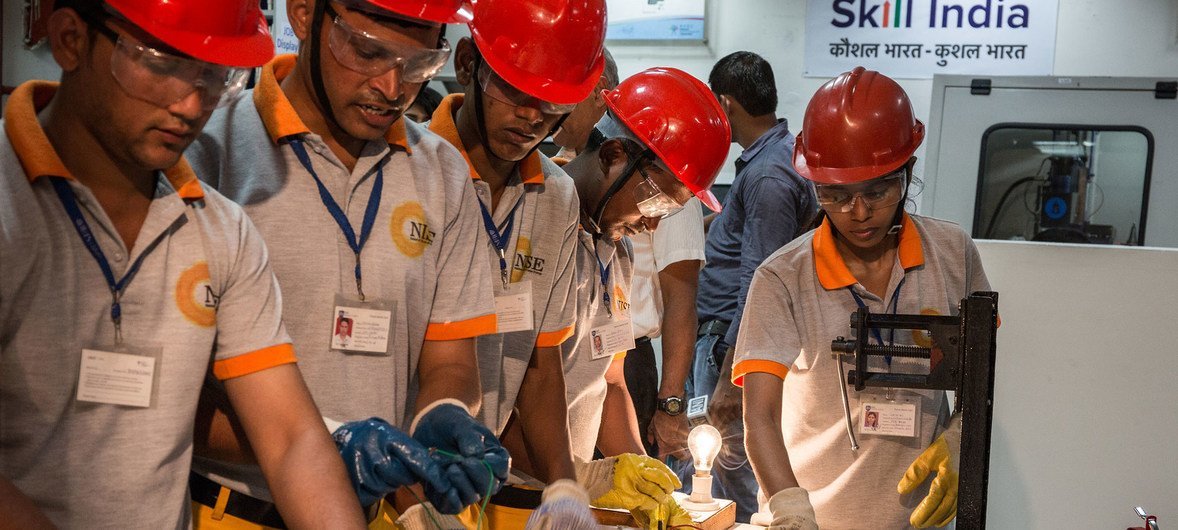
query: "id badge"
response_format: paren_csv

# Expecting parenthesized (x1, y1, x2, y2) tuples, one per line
(494, 281, 534, 333)
(331, 293, 394, 355)
(76, 345, 162, 408)
(856, 388, 922, 439)
(589, 315, 635, 360)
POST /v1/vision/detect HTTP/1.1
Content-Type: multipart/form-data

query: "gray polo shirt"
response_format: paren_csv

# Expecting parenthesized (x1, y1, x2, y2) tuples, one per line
(733, 213, 990, 528)
(185, 56, 496, 500)
(428, 94, 579, 435)
(1, 81, 294, 529)
(563, 231, 634, 461)
(697, 119, 816, 347)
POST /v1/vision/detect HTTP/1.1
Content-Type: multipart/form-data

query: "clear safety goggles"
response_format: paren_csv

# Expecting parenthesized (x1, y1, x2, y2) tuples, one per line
(106, 32, 251, 111)
(633, 160, 686, 219)
(327, 12, 451, 82)
(813, 169, 908, 213)
(477, 61, 578, 115)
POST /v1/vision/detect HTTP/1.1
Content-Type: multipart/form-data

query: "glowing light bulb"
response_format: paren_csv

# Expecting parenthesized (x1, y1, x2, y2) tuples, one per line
(683, 424, 723, 509)
(688, 424, 722, 474)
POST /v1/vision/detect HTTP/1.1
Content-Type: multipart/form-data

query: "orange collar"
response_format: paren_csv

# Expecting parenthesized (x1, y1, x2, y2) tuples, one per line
(814, 212, 925, 290)
(4, 81, 203, 200)
(254, 54, 410, 153)
(428, 93, 544, 185)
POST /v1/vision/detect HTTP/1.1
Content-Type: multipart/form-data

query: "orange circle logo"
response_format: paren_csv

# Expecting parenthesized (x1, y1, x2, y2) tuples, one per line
(176, 261, 216, 327)
(510, 237, 533, 283)
(390, 202, 433, 258)
(613, 284, 630, 315)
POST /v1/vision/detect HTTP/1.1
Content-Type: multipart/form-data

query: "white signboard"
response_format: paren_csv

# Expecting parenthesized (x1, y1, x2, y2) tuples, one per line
(804, 0, 1059, 79)
(606, 0, 705, 41)
(272, 0, 300, 55)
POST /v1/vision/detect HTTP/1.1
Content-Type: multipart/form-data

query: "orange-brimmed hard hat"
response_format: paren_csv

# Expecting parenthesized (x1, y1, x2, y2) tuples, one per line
(362, 0, 473, 23)
(603, 67, 731, 212)
(794, 66, 925, 185)
(468, 0, 607, 105)
(104, 0, 274, 68)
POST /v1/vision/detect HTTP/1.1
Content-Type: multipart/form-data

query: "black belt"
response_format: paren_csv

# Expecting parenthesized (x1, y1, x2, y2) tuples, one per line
(698, 319, 729, 337)
(634, 336, 652, 346)
(488, 484, 543, 509)
(190, 471, 287, 529)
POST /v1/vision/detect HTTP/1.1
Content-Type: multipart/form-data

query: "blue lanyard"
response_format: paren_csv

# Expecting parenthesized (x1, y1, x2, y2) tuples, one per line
(596, 255, 613, 316)
(287, 138, 382, 300)
(848, 277, 906, 367)
(51, 177, 155, 344)
(476, 196, 521, 287)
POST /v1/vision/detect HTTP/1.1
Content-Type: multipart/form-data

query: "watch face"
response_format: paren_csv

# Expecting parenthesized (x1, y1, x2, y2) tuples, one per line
(661, 396, 684, 415)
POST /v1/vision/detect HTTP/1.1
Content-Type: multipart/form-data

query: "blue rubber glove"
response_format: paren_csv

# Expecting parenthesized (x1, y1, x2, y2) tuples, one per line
(332, 417, 449, 507)
(410, 400, 510, 514)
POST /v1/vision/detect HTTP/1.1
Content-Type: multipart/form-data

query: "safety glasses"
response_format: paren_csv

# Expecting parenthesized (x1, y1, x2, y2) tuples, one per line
(327, 12, 450, 82)
(477, 61, 578, 115)
(106, 34, 250, 111)
(633, 161, 686, 219)
(814, 169, 908, 213)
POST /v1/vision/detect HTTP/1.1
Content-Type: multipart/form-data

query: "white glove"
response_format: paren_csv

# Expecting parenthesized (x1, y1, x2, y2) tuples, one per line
(767, 487, 819, 530)
(395, 502, 466, 530)
(525, 479, 597, 530)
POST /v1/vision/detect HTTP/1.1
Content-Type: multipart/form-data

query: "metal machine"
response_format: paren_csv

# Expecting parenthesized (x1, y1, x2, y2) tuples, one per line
(830, 291, 999, 530)
(921, 75, 1175, 248)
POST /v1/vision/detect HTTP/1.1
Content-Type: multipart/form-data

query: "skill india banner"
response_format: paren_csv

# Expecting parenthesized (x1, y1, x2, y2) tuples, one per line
(804, 0, 1059, 79)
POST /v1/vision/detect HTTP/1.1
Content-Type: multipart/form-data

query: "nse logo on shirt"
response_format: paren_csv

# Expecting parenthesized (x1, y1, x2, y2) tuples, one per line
(175, 261, 218, 327)
(390, 201, 435, 257)
(511, 236, 545, 283)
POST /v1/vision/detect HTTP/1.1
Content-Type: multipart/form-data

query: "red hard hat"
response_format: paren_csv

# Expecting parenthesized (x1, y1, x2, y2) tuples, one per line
(469, 0, 607, 105)
(604, 67, 731, 212)
(103, 0, 272, 68)
(793, 66, 925, 184)
(362, 0, 473, 23)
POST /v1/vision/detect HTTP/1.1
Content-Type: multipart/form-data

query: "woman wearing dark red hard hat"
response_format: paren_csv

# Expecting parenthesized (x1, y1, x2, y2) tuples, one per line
(737, 67, 992, 529)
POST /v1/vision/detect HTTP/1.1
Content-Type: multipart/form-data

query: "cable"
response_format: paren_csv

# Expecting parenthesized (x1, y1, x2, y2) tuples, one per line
(1085, 181, 1105, 219)
(406, 487, 448, 530)
(983, 176, 1042, 239)
(434, 449, 494, 530)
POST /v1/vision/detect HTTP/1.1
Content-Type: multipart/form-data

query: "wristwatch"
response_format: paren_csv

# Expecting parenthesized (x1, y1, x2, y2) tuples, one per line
(657, 395, 685, 416)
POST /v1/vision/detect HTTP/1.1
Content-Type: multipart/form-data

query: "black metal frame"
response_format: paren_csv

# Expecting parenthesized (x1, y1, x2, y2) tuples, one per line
(831, 291, 999, 530)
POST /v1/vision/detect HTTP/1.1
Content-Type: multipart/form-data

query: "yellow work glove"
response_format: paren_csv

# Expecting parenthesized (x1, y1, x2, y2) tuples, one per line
(575, 454, 681, 511)
(897, 414, 962, 528)
(767, 487, 818, 530)
(629, 493, 697, 530)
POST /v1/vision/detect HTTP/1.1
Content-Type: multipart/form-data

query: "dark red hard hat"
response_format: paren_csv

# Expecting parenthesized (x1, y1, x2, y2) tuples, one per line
(794, 66, 925, 184)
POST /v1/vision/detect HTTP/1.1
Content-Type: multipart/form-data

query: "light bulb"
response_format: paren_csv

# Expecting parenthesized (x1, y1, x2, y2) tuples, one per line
(683, 424, 723, 509)
(687, 424, 722, 474)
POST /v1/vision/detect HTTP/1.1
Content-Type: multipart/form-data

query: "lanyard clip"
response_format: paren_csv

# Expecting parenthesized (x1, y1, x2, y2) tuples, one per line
(354, 255, 366, 302)
(111, 289, 123, 345)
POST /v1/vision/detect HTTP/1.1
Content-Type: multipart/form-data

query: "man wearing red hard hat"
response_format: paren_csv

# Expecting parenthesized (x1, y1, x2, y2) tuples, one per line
(0, 0, 367, 528)
(737, 67, 991, 529)
(555, 66, 732, 529)
(424, 1, 605, 526)
(186, 0, 508, 528)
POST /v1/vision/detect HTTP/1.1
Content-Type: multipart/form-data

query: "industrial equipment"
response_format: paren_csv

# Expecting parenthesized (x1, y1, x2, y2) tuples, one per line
(830, 291, 999, 530)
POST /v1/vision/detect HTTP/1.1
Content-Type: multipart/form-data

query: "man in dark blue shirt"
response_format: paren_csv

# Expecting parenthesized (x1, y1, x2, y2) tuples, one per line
(683, 51, 817, 522)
